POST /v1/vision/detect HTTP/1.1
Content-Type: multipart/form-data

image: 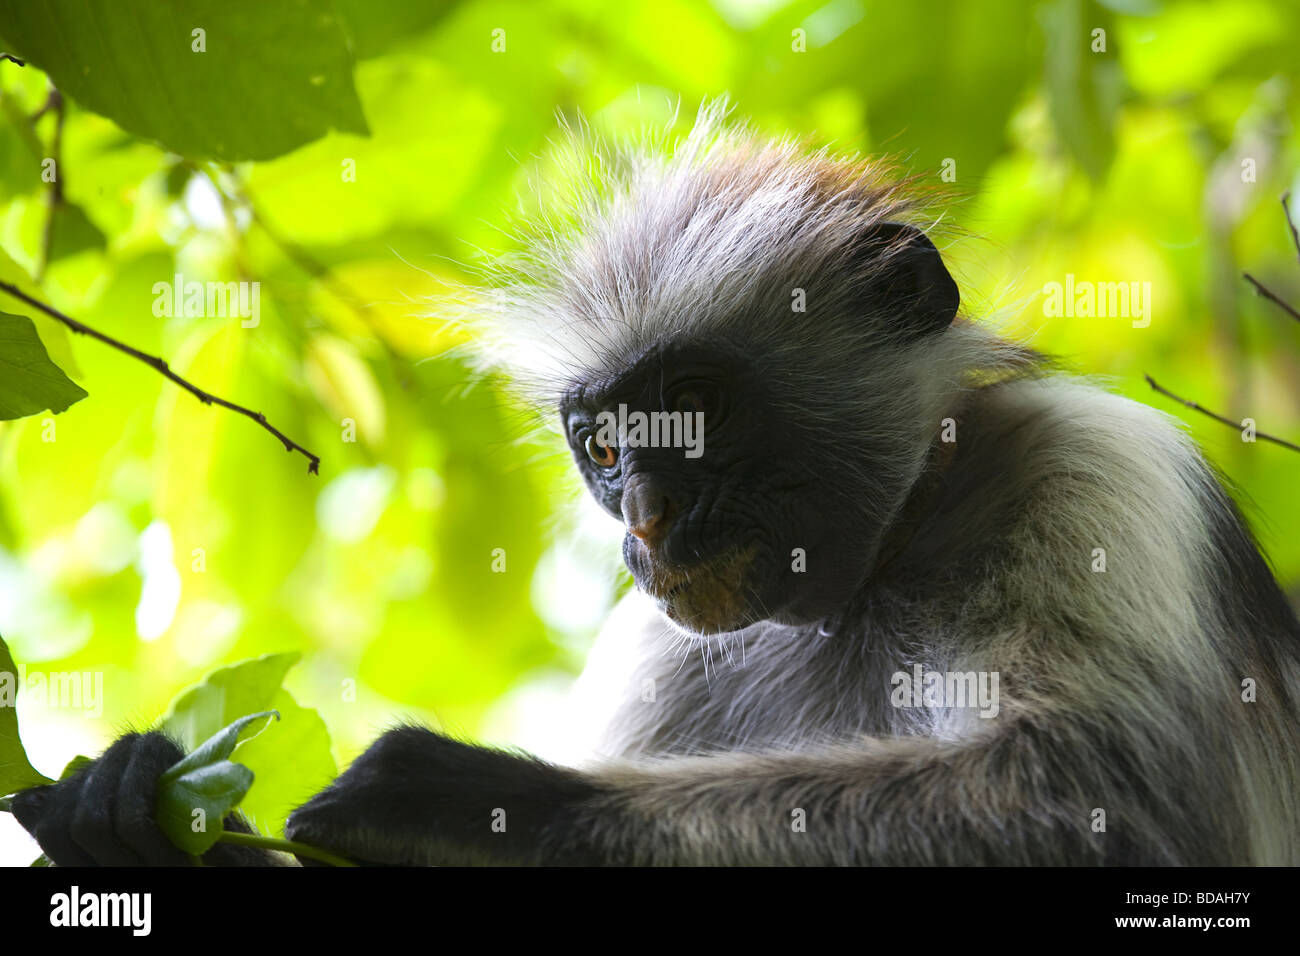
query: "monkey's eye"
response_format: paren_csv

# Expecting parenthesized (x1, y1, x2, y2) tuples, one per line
(673, 389, 707, 415)
(585, 433, 618, 469)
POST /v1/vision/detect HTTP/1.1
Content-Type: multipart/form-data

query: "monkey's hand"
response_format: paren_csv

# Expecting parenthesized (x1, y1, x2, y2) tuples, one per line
(10, 731, 276, 866)
(284, 725, 599, 866)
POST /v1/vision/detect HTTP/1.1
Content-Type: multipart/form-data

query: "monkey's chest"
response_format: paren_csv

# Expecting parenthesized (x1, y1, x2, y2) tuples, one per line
(601, 631, 944, 757)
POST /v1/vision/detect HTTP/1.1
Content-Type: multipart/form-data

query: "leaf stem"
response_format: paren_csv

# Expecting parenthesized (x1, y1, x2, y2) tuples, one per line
(217, 829, 357, 867)
(1, 799, 352, 867)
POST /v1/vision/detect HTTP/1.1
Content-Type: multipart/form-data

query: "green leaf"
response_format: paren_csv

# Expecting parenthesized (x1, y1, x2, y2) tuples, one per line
(156, 710, 277, 855)
(161, 653, 335, 835)
(0, 96, 43, 197)
(0, 633, 55, 796)
(334, 0, 459, 60)
(0, 310, 88, 420)
(0, 0, 368, 162)
(162, 652, 300, 751)
(227, 688, 335, 835)
(161, 710, 277, 783)
(46, 201, 107, 263)
(0, 248, 80, 377)
(1040, 0, 1124, 181)
(157, 760, 256, 855)
(163, 161, 193, 199)
(58, 755, 92, 780)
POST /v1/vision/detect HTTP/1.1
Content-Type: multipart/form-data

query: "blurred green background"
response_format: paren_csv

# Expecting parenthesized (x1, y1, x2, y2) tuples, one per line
(1, 0, 1299, 856)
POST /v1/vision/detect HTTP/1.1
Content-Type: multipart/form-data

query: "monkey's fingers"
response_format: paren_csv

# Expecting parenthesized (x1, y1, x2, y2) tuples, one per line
(12, 732, 189, 866)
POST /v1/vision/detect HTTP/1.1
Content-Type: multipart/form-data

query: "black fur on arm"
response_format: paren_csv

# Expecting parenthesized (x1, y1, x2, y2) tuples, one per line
(282, 706, 1209, 867)
(284, 725, 605, 866)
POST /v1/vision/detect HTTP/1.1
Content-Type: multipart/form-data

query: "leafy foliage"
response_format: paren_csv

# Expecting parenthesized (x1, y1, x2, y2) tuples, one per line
(162, 653, 333, 834)
(156, 710, 275, 855)
(3, 630, 345, 862)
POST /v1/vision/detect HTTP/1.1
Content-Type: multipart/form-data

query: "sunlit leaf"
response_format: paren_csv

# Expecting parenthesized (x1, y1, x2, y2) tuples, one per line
(162, 653, 299, 750)
(46, 201, 106, 263)
(0, 0, 369, 161)
(247, 56, 500, 244)
(304, 333, 386, 448)
(1040, 0, 1124, 182)
(229, 688, 335, 835)
(335, 0, 460, 59)
(0, 310, 88, 420)
(155, 710, 276, 855)
(0, 633, 54, 795)
(161, 709, 277, 783)
(58, 755, 92, 780)
(162, 653, 334, 835)
(0, 247, 81, 377)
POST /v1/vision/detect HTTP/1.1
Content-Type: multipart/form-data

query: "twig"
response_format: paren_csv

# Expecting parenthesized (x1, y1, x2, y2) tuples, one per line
(0, 281, 321, 473)
(33, 87, 64, 281)
(1242, 272, 1300, 324)
(1145, 374, 1300, 454)
(217, 829, 357, 867)
(1282, 193, 1300, 265)
(1240, 194, 1300, 324)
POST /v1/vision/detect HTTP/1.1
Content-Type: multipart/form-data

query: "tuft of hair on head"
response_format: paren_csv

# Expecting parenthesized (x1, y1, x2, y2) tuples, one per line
(460, 96, 1033, 424)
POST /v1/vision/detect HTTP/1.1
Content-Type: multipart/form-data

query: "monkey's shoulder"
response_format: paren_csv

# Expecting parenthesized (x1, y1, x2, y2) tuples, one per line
(960, 375, 1218, 536)
(918, 375, 1248, 637)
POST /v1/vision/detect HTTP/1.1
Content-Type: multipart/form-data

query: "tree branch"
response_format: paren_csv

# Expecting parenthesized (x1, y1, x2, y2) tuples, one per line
(1145, 374, 1300, 454)
(1242, 272, 1300, 324)
(0, 281, 321, 473)
(1282, 192, 1300, 265)
(1240, 193, 1300, 324)
(33, 87, 64, 282)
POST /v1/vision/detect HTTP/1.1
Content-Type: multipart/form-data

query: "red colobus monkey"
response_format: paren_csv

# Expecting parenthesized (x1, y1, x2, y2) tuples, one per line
(15, 102, 1300, 866)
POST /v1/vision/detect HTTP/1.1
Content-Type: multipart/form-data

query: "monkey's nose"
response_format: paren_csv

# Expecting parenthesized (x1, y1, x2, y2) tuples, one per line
(621, 475, 677, 547)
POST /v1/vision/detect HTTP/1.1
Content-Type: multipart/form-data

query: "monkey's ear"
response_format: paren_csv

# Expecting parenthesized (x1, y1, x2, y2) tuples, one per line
(856, 222, 960, 336)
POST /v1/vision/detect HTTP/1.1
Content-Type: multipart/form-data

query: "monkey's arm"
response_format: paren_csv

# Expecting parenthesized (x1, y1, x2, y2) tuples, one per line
(283, 717, 1183, 866)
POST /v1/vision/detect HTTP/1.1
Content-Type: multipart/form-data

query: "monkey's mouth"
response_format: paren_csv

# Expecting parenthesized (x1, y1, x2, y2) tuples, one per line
(637, 544, 762, 635)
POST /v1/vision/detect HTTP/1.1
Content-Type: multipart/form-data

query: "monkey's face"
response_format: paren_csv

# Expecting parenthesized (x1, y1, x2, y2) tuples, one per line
(560, 339, 879, 636)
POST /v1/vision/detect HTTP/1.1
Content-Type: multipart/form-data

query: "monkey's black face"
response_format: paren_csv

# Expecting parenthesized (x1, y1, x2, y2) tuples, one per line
(561, 340, 875, 635)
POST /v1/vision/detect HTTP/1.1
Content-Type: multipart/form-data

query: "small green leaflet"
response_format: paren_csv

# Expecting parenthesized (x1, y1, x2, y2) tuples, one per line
(58, 755, 92, 780)
(156, 710, 278, 856)
(162, 652, 336, 836)
(0, 310, 87, 420)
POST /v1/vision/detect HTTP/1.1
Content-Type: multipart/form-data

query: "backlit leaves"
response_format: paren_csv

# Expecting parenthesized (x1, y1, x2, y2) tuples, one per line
(156, 710, 277, 854)
(0, 0, 368, 161)
(0, 310, 87, 420)
(0, 633, 54, 796)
